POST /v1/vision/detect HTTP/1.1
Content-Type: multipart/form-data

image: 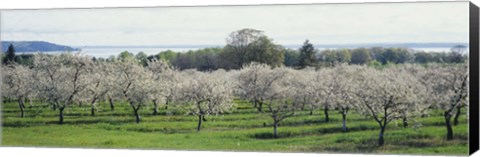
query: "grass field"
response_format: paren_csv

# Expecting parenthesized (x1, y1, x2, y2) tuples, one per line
(1, 100, 469, 155)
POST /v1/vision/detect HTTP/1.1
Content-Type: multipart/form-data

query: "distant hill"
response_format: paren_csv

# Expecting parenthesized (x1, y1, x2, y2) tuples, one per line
(2, 41, 79, 53)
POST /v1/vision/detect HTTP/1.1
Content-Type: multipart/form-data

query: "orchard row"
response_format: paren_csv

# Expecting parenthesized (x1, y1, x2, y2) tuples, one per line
(2, 53, 468, 146)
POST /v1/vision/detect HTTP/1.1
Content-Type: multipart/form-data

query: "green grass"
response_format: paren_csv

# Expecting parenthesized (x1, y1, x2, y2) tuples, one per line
(1, 100, 469, 155)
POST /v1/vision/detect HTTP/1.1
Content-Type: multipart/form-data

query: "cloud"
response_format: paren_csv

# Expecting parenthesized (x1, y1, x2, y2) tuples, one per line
(1, 2, 469, 46)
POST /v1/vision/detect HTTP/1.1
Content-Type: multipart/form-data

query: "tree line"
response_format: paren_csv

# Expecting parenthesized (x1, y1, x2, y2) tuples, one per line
(3, 28, 468, 70)
(102, 30, 467, 71)
(107, 28, 467, 71)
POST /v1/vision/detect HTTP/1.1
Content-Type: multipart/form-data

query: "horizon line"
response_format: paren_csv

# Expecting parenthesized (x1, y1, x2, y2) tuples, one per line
(70, 42, 469, 48)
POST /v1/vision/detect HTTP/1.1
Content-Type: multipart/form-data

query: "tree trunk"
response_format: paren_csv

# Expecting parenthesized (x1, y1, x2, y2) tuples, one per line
(52, 104, 57, 111)
(445, 112, 453, 140)
(324, 106, 329, 122)
(165, 98, 169, 110)
(257, 102, 263, 112)
(90, 98, 97, 116)
(309, 109, 313, 115)
(109, 98, 115, 111)
(197, 115, 203, 132)
(378, 126, 386, 146)
(133, 110, 140, 123)
(59, 107, 65, 125)
(20, 97, 26, 109)
(131, 105, 140, 124)
(273, 121, 279, 138)
(29, 98, 33, 108)
(342, 113, 347, 132)
(453, 106, 461, 126)
(18, 97, 25, 118)
(91, 106, 95, 116)
(402, 117, 408, 128)
(152, 100, 159, 115)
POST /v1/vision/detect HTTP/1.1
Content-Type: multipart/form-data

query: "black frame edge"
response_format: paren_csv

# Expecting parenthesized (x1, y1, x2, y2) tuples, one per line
(469, 1, 479, 155)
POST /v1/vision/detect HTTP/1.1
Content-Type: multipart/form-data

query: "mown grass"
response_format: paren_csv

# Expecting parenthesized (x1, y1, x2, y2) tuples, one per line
(1, 99, 469, 155)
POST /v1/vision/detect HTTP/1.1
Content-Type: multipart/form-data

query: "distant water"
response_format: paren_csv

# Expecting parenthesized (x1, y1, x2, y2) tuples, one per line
(18, 47, 207, 58)
(315, 47, 456, 53)
(17, 47, 463, 58)
(79, 47, 201, 58)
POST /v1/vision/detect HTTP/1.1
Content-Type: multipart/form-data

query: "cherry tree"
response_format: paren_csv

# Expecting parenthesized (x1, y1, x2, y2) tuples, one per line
(83, 62, 115, 116)
(318, 68, 335, 122)
(259, 67, 300, 138)
(326, 64, 361, 132)
(238, 63, 300, 137)
(33, 53, 93, 124)
(425, 63, 468, 140)
(237, 62, 286, 112)
(398, 64, 435, 127)
(2, 64, 36, 118)
(179, 70, 234, 132)
(103, 62, 123, 111)
(114, 59, 155, 123)
(298, 67, 325, 116)
(453, 102, 467, 126)
(299, 66, 350, 123)
(305, 67, 341, 123)
(147, 59, 177, 115)
(355, 66, 425, 146)
(237, 62, 267, 111)
(289, 67, 316, 114)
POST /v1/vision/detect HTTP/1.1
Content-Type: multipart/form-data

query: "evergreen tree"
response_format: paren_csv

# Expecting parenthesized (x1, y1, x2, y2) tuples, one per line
(4, 44, 16, 64)
(298, 40, 317, 68)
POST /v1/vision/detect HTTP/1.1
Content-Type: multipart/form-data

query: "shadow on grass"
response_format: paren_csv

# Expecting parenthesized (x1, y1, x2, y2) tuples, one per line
(395, 140, 437, 148)
(302, 138, 379, 153)
(250, 125, 379, 140)
(2, 118, 133, 127)
(353, 139, 379, 153)
(251, 132, 295, 139)
(269, 118, 332, 128)
(124, 127, 194, 134)
(316, 125, 377, 134)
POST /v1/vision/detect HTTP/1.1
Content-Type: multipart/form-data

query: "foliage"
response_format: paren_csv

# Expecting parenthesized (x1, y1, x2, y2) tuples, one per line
(3, 44, 16, 64)
(354, 65, 427, 146)
(283, 48, 300, 67)
(349, 48, 371, 65)
(32, 53, 93, 124)
(219, 28, 285, 69)
(118, 51, 135, 62)
(114, 59, 155, 123)
(135, 51, 149, 66)
(2, 63, 36, 117)
(318, 49, 351, 66)
(298, 40, 317, 68)
(178, 70, 234, 131)
(422, 62, 469, 140)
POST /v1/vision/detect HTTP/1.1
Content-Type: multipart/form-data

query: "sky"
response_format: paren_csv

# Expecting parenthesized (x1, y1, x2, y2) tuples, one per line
(0, 1, 469, 47)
